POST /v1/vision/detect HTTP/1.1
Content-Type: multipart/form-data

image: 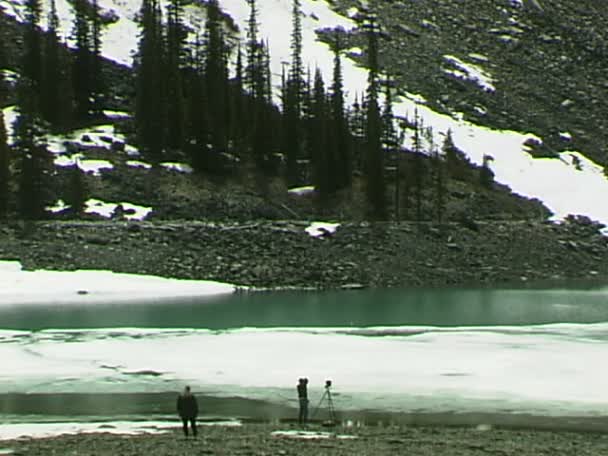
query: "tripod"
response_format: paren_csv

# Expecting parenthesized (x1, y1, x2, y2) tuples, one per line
(312, 386, 336, 425)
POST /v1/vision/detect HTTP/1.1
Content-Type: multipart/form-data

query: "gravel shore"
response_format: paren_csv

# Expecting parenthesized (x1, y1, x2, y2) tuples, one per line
(1, 217, 608, 289)
(3, 422, 608, 456)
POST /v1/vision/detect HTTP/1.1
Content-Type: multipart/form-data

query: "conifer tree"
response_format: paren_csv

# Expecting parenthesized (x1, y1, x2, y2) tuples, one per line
(381, 74, 398, 158)
(443, 129, 469, 181)
(22, 0, 43, 93)
(165, 0, 186, 151)
(72, 0, 96, 120)
(65, 162, 88, 215)
(0, 106, 9, 219)
(480, 154, 495, 189)
(67, 0, 103, 119)
(245, 0, 260, 97)
(205, 0, 230, 162)
(90, 0, 104, 114)
(42, 0, 71, 131)
(229, 44, 247, 160)
(330, 40, 351, 190)
(284, 0, 304, 185)
(349, 93, 365, 172)
(15, 0, 52, 220)
(412, 110, 425, 223)
(262, 41, 273, 104)
(426, 127, 445, 223)
(13, 80, 53, 220)
(135, 0, 166, 162)
(182, 25, 209, 171)
(310, 68, 330, 199)
(363, 13, 386, 220)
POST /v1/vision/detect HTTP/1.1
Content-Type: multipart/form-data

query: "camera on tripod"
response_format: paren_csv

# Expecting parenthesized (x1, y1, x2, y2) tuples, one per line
(312, 379, 336, 425)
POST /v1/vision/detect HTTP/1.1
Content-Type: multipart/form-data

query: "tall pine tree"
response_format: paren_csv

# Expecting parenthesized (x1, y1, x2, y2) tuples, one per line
(22, 0, 43, 93)
(310, 68, 330, 199)
(72, 0, 93, 120)
(90, 0, 104, 114)
(284, 0, 304, 186)
(363, 13, 386, 220)
(41, 0, 72, 131)
(165, 0, 187, 151)
(205, 0, 230, 164)
(14, 0, 52, 220)
(0, 104, 9, 219)
(135, 0, 166, 162)
(330, 39, 351, 191)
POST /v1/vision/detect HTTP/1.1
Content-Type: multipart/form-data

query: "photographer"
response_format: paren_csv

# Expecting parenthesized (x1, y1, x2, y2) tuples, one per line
(296, 377, 309, 425)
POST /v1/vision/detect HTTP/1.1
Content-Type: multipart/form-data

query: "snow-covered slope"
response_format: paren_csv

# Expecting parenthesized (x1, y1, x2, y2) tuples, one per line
(2, 0, 608, 226)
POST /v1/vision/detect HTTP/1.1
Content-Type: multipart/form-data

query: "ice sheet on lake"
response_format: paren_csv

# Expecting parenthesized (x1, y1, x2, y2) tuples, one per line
(0, 261, 237, 306)
(1, 324, 607, 418)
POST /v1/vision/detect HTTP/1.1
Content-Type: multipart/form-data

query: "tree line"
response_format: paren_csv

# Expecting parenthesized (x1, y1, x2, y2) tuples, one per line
(0, 0, 493, 221)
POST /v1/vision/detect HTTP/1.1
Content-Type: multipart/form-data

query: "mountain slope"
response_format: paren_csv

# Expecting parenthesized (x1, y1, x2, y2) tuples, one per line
(1, 0, 608, 227)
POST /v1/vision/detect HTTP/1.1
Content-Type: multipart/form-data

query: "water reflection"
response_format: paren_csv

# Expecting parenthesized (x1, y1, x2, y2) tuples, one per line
(1, 286, 608, 330)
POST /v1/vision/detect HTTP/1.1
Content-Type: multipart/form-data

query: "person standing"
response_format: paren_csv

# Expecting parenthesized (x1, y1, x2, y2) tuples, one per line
(297, 377, 309, 425)
(177, 385, 199, 437)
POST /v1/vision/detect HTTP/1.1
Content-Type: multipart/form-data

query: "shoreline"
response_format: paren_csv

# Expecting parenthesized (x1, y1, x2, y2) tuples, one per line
(2, 392, 608, 436)
(2, 420, 608, 456)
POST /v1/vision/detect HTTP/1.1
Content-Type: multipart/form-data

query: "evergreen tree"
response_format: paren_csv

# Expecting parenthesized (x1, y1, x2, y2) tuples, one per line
(65, 162, 88, 215)
(13, 80, 52, 220)
(426, 127, 445, 223)
(229, 44, 247, 159)
(262, 40, 273, 104)
(349, 93, 365, 172)
(310, 68, 329, 199)
(443, 129, 469, 181)
(72, 0, 93, 120)
(90, 0, 104, 114)
(412, 110, 425, 223)
(381, 74, 399, 159)
(330, 40, 351, 190)
(15, 0, 52, 220)
(0, 106, 9, 219)
(165, 0, 187, 151)
(289, 0, 303, 98)
(480, 154, 495, 189)
(183, 25, 209, 171)
(245, 0, 260, 97)
(22, 0, 43, 93)
(284, 0, 304, 186)
(41, 0, 71, 131)
(205, 0, 230, 162)
(135, 0, 166, 162)
(363, 13, 386, 220)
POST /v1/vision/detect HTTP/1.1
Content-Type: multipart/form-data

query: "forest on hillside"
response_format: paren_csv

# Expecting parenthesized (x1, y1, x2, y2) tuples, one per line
(0, 0, 525, 223)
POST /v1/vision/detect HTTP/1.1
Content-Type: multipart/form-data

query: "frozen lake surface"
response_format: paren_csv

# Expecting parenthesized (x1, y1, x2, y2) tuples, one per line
(1, 264, 608, 442)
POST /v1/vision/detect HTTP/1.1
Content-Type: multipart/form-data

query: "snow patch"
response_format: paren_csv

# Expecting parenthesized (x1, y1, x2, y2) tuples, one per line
(46, 199, 69, 213)
(54, 155, 114, 175)
(288, 186, 315, 196)
(443, 55, 496, 92)
(160, 162, 193, 174)
(85, 198, 152, 221)
(305, 222, 340, 238)
(127, 160, 153, 170)
(271, 430, 357, 440)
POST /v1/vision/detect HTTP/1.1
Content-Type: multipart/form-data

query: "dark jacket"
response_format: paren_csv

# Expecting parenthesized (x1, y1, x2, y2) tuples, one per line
(177, 392, 199, 419)
(297, 382, 308, 400)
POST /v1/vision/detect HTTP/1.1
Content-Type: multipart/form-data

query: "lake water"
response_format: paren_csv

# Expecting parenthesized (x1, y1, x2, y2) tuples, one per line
(1, 286, 608, 436)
